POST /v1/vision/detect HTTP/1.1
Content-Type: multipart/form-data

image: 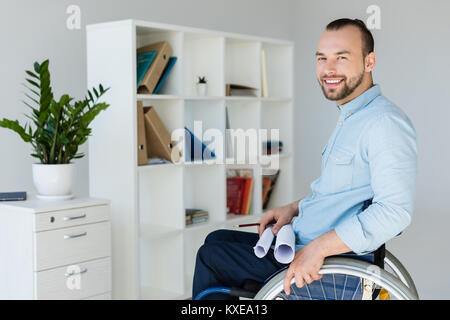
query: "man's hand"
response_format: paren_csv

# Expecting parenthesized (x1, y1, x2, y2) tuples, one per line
(258, 200, 300, 236)
(283, 241, 325, 295)
(283, 230, 352, 295)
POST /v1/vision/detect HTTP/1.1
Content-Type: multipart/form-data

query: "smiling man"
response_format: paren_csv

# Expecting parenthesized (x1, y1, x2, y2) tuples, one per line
(192, 18, 417, 300)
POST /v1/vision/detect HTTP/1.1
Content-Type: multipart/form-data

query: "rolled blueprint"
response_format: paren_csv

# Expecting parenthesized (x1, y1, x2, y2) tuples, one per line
(253, 225, 274, 258)
(274, 224, 295, 264)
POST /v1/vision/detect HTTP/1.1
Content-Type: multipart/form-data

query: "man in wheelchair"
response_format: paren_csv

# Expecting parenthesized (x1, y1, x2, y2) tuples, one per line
(193, 18, 418, 300)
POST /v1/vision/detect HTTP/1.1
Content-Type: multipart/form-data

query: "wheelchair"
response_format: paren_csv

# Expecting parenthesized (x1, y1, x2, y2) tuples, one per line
(195, 244, 419, 300)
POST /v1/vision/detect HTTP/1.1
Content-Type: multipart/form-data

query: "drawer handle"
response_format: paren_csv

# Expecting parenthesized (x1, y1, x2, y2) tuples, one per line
(63, 214, 87, 221)
(65, 268, 88, 278)
(64, 231, 87, 240)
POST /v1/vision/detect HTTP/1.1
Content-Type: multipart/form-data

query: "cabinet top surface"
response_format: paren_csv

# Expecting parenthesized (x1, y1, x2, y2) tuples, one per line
(0, 194, 109, 213)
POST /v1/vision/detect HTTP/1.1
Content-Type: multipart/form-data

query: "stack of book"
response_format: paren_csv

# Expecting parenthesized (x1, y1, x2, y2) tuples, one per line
(226, 168, 254, 215)
(262, 169, 280, 209)
(137, 40, 177, 94)
(185, 208, 209, 226)
(262, 140, 283, 155)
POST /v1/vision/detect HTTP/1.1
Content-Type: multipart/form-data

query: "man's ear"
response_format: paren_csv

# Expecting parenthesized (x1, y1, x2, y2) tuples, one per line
(365, 52, 376, 72)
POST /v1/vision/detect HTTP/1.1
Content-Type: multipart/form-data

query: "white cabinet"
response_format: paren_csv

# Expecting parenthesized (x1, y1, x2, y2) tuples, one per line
(87, 19, 294, 299)
(0, 196, 111, 299)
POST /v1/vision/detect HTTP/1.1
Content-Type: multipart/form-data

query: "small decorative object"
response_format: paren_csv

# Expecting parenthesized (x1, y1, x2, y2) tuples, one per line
(0, 60, 109, 200)
(196, 76, 208, 96)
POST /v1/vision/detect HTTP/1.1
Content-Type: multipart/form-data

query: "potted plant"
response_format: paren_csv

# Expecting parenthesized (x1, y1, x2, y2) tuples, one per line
(0, 59, 109, 200)
(196, 76, 208, 96)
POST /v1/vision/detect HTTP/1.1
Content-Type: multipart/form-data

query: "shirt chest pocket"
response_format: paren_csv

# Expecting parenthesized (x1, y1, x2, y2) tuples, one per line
(329, 148, 355, 192)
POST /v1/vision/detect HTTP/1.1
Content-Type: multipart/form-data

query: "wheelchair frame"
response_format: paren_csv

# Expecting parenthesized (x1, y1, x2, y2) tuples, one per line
(254, 249, 418, 300)
(195, 249, 418, 300)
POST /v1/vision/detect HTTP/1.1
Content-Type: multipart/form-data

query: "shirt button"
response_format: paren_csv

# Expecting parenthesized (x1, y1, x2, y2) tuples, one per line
(338, 121, 343, 126)
(312, 194, 315, 198)
(335, 157, 339, 161)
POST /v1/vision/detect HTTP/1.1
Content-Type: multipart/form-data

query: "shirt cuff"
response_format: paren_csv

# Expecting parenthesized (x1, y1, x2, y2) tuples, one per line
(335, 216, 368, 255)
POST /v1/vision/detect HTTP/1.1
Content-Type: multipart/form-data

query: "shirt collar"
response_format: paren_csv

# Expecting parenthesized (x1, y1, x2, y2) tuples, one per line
(337, 84, 381, 120)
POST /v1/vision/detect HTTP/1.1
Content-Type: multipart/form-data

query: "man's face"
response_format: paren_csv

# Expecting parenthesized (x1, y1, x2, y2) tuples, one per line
(316, 26, 367, 102)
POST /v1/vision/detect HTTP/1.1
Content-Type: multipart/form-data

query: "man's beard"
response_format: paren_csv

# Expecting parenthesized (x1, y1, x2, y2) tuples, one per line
(319, 71, 364, 101)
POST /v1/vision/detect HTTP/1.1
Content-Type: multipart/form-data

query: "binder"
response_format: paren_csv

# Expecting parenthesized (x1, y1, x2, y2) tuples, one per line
(153, 57, 177, 94)
(184, 126, 216, 161)
(143, 106, 181, 163)
(137, 50, 157, 87)
(137, 41, 173, 94)
(137, 101, 148, 165)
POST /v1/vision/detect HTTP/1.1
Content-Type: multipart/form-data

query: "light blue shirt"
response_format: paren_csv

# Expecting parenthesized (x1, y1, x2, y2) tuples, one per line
(293, 84, 418, 254)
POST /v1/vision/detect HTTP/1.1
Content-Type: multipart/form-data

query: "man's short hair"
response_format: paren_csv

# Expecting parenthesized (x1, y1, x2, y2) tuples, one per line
(326, 18, 374, 57)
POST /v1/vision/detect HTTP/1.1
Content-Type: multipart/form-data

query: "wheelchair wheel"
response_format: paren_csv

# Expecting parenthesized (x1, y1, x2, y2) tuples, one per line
(254, 257, 418, 300)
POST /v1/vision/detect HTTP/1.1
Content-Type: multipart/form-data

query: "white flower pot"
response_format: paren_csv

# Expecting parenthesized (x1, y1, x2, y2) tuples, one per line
(32, 163, 75, 200)
(196, 83, 208, 96)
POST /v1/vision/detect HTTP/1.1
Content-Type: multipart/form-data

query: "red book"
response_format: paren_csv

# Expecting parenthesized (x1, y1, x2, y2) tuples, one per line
(227, 177, 246, 215)
(240, 177, 253, 215)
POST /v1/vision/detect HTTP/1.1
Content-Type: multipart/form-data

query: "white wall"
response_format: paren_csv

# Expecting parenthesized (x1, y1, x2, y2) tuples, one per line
(1, 0, 448, 299)
(293, 0, 450, 299)
(0, 0, 295, 197)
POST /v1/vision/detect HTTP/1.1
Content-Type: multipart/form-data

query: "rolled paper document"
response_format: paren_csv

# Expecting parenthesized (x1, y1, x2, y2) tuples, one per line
(253, 225, 274, 258)
(274, 224, 295, 264)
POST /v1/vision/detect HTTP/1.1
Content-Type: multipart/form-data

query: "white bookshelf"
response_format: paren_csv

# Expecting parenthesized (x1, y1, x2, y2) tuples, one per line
(87, 19, 294, 300)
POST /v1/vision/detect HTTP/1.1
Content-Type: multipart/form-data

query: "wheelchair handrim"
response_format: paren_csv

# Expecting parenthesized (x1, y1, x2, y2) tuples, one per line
(254, 257, 418, 300)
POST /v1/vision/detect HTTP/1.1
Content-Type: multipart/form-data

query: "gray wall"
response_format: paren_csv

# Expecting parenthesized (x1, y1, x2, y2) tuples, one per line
(293, 0, 450, 299)
(0, 0, 295, 196)
(1, 0, 448, 299)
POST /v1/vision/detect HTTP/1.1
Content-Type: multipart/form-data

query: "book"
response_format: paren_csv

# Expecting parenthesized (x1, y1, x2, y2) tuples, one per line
(184, 126, 216, 162)
(262, 140, 284, 155)
(0, 192, 27, 201)
(262, 169, 280, 209)
(225, 105, 234, 159)
(261, 49, 269, 98)
(226, 177, 247, 214)
(153, 56, 177, 94)
(185, 208, 209, 225)
(240, 177, 254, 214)
(137, 50, 157, 87)
(227, 168, 254, 215)
(225, 83, 258, 97)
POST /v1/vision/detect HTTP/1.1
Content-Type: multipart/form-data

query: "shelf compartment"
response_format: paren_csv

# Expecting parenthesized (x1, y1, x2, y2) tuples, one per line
(260, 100, 293, 157)
(261, 156, 293, 211)
(140, 233, 184, 299)
(183, 165, 226, 225)
(184, 100, 225, 162)
(136, 26, 183, 96)
(183, 33, 225, 97)
(225, 38, 261, 96)
(261, 42, 293, 98)
(225, 101, 260, 163)
(138, 165, 184, 229)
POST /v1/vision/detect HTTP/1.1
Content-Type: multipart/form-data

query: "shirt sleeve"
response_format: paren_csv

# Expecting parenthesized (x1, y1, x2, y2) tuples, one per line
(335, 112, 418, 254)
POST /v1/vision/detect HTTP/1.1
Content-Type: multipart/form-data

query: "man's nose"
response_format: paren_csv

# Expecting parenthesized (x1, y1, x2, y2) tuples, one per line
(324, 60, 338, 75)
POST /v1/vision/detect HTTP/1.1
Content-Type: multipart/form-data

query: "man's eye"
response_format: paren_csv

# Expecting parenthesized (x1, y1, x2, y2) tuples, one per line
(338, 56, 347, 60)
(317, 57, 326, 61)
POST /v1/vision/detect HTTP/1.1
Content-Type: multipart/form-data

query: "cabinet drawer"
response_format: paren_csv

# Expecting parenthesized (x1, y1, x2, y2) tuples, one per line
(35, 222, 110, 271)
(35, 257, 111, 300)
(34, 205, 109, 232)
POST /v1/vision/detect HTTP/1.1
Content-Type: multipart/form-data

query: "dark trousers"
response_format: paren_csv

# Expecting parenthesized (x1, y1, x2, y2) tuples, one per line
(192, 229, 287, 300)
